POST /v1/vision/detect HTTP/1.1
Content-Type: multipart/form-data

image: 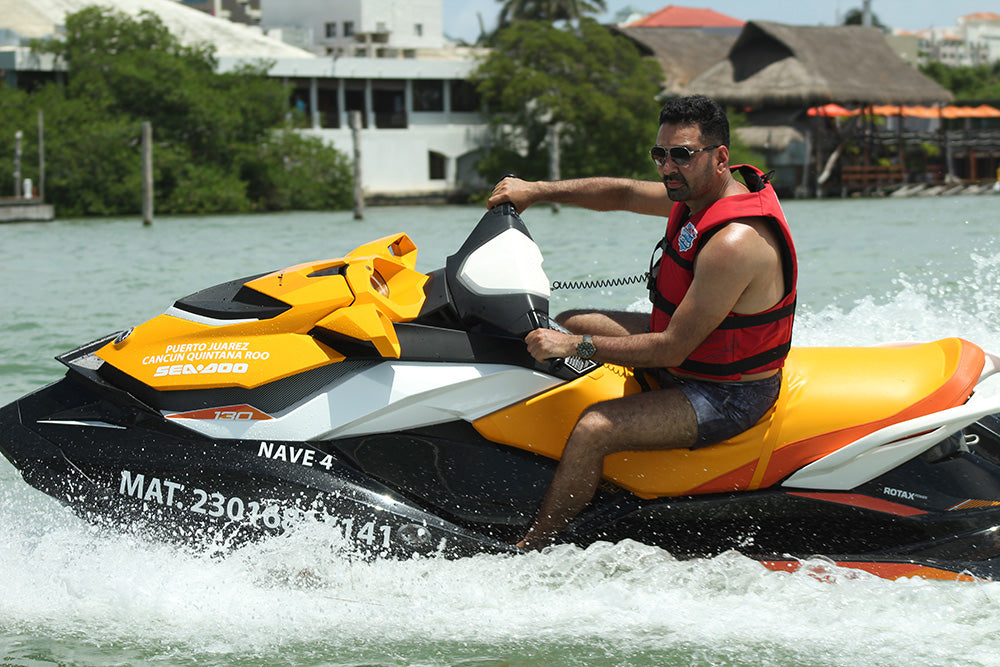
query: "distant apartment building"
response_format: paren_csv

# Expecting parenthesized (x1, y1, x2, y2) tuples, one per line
(245, 0, 487, 200)
(180, 0, 486, 199)
(259, 0, 445, 57)
(891, 12, 1000, 67)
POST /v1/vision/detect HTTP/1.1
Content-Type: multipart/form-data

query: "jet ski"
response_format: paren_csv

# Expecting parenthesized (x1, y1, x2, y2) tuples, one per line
(4, 203, 1000, 581)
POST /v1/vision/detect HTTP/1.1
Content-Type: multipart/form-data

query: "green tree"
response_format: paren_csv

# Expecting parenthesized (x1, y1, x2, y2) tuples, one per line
(842, 7, 890, 32)
(243, 131, 354, 211)
(0, 7, 352, 216)
(497, 0, 607, 27)
(472, 19, 663, 183)
(726, 111, 768, 173)
(920, 61, 1000, 100)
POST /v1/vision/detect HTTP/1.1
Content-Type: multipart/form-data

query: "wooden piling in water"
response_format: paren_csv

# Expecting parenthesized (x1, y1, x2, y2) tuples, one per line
(351, 110, 364, 221)
(142, 121, 153, 226)
(548, 123, 561, 213)
(37, 110, 45, 202)
(13, 130, 22, 198)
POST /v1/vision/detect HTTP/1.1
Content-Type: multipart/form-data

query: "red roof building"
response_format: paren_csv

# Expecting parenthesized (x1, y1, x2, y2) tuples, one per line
(626, 5, 745, 29)
(959, 12, 1000, 23)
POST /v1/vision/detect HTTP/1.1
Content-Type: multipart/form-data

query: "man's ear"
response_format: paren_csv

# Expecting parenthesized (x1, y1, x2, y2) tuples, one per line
(715, 144, 730, 173)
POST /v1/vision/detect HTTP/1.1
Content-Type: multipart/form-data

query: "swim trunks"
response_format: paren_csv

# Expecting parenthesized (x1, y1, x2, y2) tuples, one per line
(643, 369, 781, 449)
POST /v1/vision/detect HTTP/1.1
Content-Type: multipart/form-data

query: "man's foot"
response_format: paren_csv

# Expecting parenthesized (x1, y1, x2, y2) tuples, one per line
(515, 533, 554, 552)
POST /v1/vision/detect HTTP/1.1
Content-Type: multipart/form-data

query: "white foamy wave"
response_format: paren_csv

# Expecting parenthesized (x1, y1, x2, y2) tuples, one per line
(2, 492, 998, 667)
(794, 251, 1000, 407)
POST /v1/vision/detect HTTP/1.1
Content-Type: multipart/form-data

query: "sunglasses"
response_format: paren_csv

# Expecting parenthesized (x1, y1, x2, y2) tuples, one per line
(649, 144, 720, 167)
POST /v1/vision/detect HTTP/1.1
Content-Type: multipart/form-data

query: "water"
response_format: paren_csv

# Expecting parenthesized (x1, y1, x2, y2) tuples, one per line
(2, 196, 1000, 666)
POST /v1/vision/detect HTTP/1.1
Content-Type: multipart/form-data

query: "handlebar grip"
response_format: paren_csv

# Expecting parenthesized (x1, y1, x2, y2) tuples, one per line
(494, 173, 517, 215)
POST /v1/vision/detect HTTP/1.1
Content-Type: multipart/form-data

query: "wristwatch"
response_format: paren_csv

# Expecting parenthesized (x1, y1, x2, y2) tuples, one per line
(576, 334, 596, 359)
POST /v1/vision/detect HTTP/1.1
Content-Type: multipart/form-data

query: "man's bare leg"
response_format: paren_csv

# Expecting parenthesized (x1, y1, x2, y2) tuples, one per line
(518, 386, 699, 550)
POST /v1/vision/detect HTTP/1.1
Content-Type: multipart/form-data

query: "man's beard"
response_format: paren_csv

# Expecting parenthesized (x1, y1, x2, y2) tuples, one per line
(663, 174, 690, 201)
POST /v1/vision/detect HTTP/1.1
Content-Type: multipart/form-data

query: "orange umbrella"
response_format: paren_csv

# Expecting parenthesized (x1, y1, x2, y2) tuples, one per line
(971, 104, 1000, 118)
(807, 103, 856, 117)
(870, 104, 905, 116)
(936, 105, 1000, 119)
(904, 105, 944, 119)
(867, 105, 940, 118)
(940, 105, 972, 119)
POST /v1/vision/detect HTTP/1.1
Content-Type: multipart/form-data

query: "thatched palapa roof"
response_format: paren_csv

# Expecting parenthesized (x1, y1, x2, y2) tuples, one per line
(686, 21, 953, 107)
(613, 26, 737, 97)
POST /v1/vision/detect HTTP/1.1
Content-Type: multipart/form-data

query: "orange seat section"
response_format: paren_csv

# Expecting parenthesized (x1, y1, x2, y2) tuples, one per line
(472, 338, 985, 499)
(755, 337, 984, 489)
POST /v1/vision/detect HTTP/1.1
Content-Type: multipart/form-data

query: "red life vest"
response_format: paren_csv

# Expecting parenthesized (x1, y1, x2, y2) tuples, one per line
(648, 165, 797, 381)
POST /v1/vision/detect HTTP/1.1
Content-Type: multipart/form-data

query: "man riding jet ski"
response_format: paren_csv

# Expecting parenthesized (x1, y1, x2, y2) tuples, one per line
(3, 201, 1000, 581)
(489, 95, 796, 551)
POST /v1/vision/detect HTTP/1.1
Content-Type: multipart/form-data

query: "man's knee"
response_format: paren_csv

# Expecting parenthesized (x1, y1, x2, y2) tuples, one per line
(568, 405, 616, 452)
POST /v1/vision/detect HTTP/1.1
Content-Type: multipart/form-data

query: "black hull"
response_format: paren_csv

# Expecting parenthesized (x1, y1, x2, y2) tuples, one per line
(6, 374, 1000, 578)
(0, 376, 516, 557)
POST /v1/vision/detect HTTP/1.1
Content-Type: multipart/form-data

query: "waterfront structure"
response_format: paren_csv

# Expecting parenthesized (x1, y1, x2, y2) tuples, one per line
(686, 21, 954, 196)
(613, 6, 741, 98)
(260, 0, 447, 57)
(1, 0, 488, 202)
(624, 5, 744, 33)
(250, 0, 488, 201)
(890, 12, 1000, 68)
(253, 53, 487, 202)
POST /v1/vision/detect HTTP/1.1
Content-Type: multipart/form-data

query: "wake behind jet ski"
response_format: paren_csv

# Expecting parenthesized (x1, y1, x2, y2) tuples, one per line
(4, 204, 1000, 580)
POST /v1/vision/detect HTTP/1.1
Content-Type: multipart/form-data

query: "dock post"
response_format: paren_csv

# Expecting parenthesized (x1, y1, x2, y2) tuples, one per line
(548, 123, 561, 213)
(142, 121, 153, 226)
(38, 110, 45, 201)
(14, 130, 22, 198)
(351, 110, 364, 220)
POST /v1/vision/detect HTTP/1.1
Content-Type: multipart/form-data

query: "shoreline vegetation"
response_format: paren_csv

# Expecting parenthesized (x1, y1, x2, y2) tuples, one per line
(0, 8, 354, 219)
(2, 7, 994, 220)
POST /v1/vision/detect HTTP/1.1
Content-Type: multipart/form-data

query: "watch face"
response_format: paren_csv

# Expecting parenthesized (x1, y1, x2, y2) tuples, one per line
(577, 339, 596, 359)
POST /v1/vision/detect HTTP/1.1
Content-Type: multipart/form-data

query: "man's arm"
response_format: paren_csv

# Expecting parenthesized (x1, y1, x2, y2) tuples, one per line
(488, 176, 671, 217)
(525, 222, 768, 368)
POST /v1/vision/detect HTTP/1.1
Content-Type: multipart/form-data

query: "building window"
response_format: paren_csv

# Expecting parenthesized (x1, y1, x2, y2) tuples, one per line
(344, 21, 354, 37)
(325, 22, 336, 38)
(413, 79, 444, 111)
(374, 86, 407, 128)
(345, 87, 367, 128)
(415, 23, 423, 37)
(450, 80, 480, 112)
(289, 89, 310, 128)
(429, 152, 446, 180)
(317, 84, 339, 129)
(376, 21, 388, 33)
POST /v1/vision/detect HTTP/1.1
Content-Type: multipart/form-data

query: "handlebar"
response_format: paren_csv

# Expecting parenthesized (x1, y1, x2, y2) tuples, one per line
(492, 173, 518, 216)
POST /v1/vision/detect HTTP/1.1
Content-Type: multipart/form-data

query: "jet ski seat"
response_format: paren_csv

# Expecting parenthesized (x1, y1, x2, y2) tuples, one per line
(472, 338, 986, 498)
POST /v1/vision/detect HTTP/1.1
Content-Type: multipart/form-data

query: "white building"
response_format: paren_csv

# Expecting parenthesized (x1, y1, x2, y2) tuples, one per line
(891, 12, 1000, 67)
(250, 0, 488, 200)
(235, 53, 487, 200)
(1, 0, 490, 202)
(261, 0, 446, 57)
(957, 12, 1000, 65)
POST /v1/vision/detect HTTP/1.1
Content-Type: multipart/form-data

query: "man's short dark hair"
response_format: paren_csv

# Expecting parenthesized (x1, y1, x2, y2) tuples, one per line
(658, 95, 730, 148)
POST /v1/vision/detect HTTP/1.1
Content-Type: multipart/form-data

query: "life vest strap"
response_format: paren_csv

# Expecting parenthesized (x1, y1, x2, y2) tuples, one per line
(677, 340, 791, 376)
(651, 293, 797, 330)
